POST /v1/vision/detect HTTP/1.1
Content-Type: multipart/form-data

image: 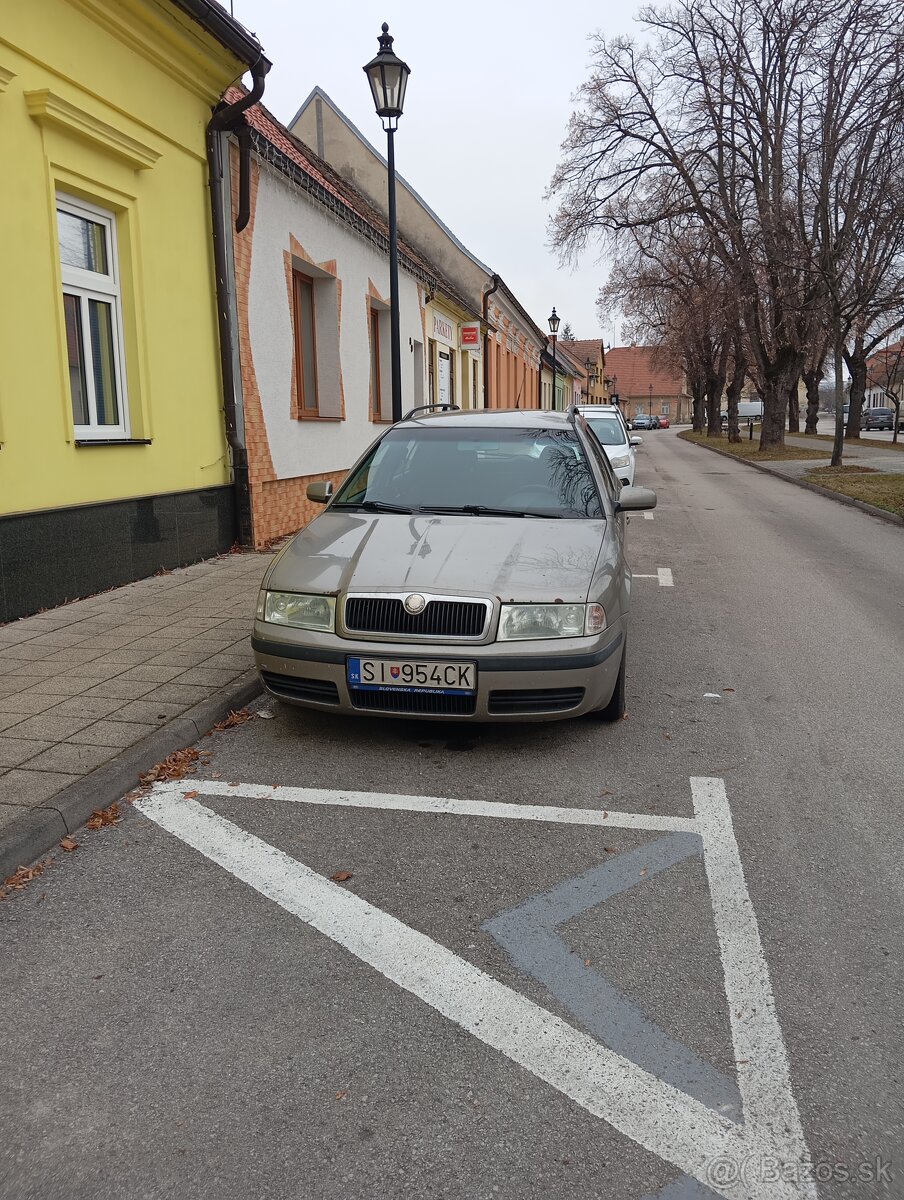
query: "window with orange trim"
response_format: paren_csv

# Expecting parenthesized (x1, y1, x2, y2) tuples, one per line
(292, 271, 319, 415)
(370, 307, 384, 420)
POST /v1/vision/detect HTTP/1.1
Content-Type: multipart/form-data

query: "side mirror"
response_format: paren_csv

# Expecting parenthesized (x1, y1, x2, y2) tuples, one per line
(615, 485, 657, 513)
(629, 436, 643, 447)
(306, 480, 333, 504)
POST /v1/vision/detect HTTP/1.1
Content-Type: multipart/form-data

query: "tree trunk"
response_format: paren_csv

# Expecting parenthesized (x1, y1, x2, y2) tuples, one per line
(705, 375, 723, 436)
(831, 338, 845, 467)
(787, 381, 800, 433)
(844, 338, 867, 440)
(803, 368, 822, 433)
(725, 365, 745, 443)
(691, 384, 705, 432)
(892, 392, 901, 444)
(759, 380, 792, 447)
(758, 355, 803, 448)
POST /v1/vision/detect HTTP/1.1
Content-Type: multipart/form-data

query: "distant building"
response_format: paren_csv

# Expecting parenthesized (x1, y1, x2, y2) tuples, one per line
(603, 346, 689, 422)
(865, 339, 904, 409)
(289, 87, 546, 412)
(560, 338, 608, 404)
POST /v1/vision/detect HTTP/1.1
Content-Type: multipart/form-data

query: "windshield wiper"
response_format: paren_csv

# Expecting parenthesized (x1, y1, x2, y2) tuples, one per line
(332, 500, 414, 514)
(418, 505, 561, 519)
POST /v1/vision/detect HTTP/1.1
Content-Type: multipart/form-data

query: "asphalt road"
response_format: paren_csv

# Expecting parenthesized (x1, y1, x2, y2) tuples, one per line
(2, 431, 902, 1200)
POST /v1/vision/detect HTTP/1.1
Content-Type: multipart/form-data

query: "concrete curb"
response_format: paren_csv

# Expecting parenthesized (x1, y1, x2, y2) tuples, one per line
(679, 436, 904, 528)
(0, 669, 262, 881)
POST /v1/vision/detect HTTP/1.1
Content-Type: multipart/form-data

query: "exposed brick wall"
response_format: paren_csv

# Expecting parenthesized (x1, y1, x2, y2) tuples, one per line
(254, 469, 348, 547)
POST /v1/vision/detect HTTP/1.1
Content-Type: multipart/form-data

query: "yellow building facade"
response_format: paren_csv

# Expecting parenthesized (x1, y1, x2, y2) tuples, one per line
(0, 0, 263, 620)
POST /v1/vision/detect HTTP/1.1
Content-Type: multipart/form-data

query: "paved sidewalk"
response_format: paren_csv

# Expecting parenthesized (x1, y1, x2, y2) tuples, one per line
(782, 433, 904, 478)
(0, 550, 273, 875)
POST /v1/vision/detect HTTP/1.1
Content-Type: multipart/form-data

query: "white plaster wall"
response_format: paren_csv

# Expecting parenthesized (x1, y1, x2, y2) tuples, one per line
(247, 162, 424, 480)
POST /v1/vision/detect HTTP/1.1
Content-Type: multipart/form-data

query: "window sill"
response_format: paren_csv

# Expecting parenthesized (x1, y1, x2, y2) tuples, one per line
(74, 438, 153, 447)
(293, 414, 344, 422)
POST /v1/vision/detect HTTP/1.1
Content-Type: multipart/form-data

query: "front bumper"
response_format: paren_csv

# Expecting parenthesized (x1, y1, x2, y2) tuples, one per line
(251, 620, 625, 722)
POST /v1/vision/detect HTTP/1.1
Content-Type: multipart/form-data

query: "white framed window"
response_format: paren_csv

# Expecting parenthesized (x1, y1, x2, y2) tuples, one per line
(56, 194, 129, 439)
(661, 403, 669, 415)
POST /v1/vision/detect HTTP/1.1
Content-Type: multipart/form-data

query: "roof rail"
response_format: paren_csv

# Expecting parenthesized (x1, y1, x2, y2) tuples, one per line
(400, 403, 462, 421)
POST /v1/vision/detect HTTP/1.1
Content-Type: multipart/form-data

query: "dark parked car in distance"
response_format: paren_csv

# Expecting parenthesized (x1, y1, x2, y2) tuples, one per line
(862, 407, 895, 431)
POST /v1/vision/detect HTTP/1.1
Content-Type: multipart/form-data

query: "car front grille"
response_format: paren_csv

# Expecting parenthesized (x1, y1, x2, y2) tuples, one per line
(260, 671, 340, 705)
(350, 689, 477, 716)
(487, 687, 585, 715)
(344, 596, 488, 639)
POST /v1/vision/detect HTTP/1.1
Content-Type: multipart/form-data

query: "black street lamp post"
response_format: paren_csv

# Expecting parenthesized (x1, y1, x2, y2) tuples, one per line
(364, 23, 410, 423)
(584, 357, 593, 399)
(548, 307, 560, 409)
(648, 383, 653, 418)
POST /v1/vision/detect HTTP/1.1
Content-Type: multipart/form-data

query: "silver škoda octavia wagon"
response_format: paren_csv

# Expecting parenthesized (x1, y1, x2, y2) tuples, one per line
(252, 406, 656, 722)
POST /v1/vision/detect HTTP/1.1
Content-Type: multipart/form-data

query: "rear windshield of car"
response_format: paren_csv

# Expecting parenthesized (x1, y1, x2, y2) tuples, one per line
(869, 408, 892, 416)
(583, 416, 628, 447)
(332, 426, 603, 518)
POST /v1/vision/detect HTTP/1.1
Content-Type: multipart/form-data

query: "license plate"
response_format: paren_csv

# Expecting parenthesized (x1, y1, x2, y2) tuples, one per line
(347, 657, 476, 695)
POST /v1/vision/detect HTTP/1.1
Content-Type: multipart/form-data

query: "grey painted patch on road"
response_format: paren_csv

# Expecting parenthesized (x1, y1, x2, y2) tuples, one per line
(483, 833, 742, 1121)
(642, 1175, 722, 1199)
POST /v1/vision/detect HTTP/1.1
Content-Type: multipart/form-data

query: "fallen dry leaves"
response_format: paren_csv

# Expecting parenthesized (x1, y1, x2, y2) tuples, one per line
(212, 708, 253, 732)
(86, 804, 121, 830)
(330, 870, 354, 883)
(139, 747, 201, 786)
(60, 837, 78, 853)
(0, 858, 53, 900)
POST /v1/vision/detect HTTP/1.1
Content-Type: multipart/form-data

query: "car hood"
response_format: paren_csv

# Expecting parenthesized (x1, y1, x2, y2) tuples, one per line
(267, 512, 608, 603)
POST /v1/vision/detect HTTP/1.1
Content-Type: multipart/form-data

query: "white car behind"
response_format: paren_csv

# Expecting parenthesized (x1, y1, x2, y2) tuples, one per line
(577, 405, 642, 486)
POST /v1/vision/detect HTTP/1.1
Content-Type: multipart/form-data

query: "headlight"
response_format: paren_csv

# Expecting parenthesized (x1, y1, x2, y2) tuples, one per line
(610, 454, 630, 469)
(498, 603, 605, 640)
(257, 591, 335, 632)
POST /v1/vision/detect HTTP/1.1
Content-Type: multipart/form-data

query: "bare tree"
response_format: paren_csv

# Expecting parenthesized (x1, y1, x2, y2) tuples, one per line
(600, 220, 738, 438)
(550, 0, 904, 458)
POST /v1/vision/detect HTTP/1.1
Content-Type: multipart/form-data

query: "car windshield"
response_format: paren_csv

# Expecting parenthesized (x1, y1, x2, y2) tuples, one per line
(332, 426, 603, 519)
(583, 416, 628, 447)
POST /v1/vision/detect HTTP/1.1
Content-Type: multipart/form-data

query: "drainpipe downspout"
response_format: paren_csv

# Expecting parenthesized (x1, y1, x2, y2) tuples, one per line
(482, 274, 499, 409)
(206, 59, 270, 547)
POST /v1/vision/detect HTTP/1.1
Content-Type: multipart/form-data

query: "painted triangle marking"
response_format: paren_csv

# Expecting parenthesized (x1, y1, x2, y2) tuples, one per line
(134, 778, 815, 1200)
(483, 832, 742, 1120)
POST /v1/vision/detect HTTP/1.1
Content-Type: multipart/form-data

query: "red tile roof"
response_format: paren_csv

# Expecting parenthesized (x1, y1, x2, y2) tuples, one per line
(559, 338, 605, 369)
(603, 346, 686, 399)
(866, 339, 904, 387)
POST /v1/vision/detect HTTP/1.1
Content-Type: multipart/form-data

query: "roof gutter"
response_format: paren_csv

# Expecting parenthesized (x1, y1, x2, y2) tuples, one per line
(482, 275, 500, 408)
(206, 58, 270, 547)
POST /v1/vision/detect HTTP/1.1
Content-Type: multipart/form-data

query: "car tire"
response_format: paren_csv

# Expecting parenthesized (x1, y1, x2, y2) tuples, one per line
(593, 637, 627, 722)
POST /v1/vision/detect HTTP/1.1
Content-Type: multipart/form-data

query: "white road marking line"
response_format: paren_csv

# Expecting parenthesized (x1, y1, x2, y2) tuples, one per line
(135, 794, 767, 1198)
(691, 777, 815, 1193)
(149, 779, 698, 834)
(633, 569, 674, 587)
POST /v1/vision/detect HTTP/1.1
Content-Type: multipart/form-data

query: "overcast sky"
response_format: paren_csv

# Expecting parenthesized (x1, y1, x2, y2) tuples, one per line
(229, 0, 646, 342)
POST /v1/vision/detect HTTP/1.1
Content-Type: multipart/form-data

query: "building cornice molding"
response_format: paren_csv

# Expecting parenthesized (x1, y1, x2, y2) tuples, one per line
(25, 88, 161, 169)
(0, 65, 16, 92)
(65, 0, 241, 102)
